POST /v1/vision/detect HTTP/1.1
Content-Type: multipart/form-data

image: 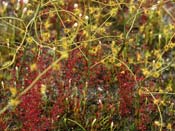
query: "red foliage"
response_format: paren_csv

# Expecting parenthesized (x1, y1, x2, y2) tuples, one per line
(137, 94, 157, 131)
(117, 66, 135, 116)
(0, 116, 7, 130)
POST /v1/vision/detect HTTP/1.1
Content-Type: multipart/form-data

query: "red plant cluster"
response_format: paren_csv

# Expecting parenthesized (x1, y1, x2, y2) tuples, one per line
(7, 48, 65, 130)
(0, 116, 7, 130)
(19, 88, 48, 131)
(0, 46, 160, 130)
(137, 94, 157, 131)
(64, 47, 112, 89)
(65, 48, 88, 85)
(117, 66, 135, 117)
(14, 49, 49, 130)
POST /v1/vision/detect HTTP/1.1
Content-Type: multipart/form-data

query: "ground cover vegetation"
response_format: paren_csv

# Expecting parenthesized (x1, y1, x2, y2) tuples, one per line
(0, 0, 175, 130)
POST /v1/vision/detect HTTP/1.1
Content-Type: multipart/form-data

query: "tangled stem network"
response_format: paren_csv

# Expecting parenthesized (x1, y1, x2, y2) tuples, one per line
(0, 0, 175, 130)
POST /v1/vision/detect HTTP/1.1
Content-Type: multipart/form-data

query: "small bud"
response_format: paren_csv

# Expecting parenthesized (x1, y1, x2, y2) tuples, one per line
(73, 22, 78, 27)
(153, 99, 160, 105)
(2, 1, 8, 7)
(154, 121, 160, 126)
(1, 81, 4, 88)
(158, 34, 162, 39)
(9, 99, 20, 107)
(79, 13, 82, 17)
(85, 15, 89, 20)
(9, 87, 17, 97)
(110, 121, 114, 130)
(53, 47, 56, 51)
(151, 5, 157, 11)
(23, 0, 29, 4)
(98, 99, 102, 104)
(30, 63, 37, 71)
(41, 84, 47, 95)
(60, 51, 69, 59)
(68, 79, 72, 87)
(23, 7, 27, 13)
(74, 3, 78, 8)
(97, 86, 103, 92)
(167, 123, 172, 130)
(15, 66, 18, 71)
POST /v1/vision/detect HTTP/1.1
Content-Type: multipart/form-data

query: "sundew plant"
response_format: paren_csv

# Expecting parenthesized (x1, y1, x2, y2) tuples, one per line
(0, 0, 175, 131)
